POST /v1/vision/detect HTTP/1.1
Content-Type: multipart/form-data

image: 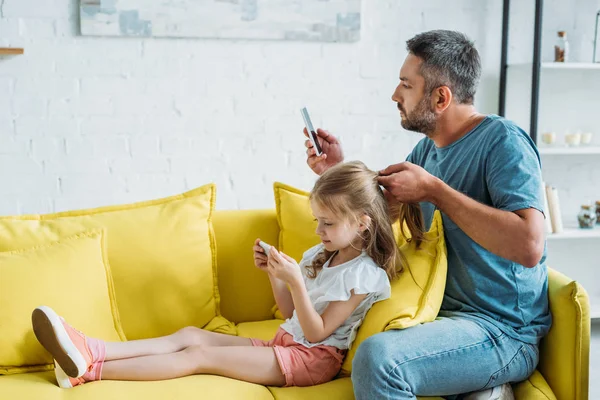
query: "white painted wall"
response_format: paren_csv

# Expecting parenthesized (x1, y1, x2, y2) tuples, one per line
(0, 0, 507, 213)
(1, 0, 599, 395)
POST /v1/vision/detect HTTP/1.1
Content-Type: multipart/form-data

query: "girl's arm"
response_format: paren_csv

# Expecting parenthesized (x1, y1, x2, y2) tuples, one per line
(288, 279, 366, 344)
(254, 239, 295, 319)
(268, 274, 295, 320)
(266, 247, 367, 343)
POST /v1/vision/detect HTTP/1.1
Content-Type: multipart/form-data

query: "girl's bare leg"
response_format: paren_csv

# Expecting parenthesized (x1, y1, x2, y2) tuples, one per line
(101, 345, 286, 386)
(105, 327, 253, 361)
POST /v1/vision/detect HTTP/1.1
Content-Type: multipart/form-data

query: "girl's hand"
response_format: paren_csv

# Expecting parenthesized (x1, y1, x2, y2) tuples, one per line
(253, 238, 269, 272)
(267, 247, 302, 285)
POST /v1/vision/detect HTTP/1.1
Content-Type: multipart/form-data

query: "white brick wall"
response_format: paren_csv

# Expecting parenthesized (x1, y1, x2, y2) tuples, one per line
(0, 0, 597, 216)
(1, 0, 600, 396)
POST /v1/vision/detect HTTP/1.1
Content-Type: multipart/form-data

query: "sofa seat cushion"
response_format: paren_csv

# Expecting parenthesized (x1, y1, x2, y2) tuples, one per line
(236, 319, 284, 341)
(513, 370, 557, 399)
(265, 370, 554, 400)
(268, 377, 445, 399)
(0, 371, 274, 400)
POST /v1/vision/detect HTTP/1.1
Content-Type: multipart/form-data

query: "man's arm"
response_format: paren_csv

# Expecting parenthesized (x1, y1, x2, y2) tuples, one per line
(430, 178, 545, 268)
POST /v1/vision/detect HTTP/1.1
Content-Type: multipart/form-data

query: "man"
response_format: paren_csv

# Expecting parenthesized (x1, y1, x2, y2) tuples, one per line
(304, 30, 550, 400)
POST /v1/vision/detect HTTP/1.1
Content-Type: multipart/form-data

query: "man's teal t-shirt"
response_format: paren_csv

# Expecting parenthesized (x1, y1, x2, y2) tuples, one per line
(407, 115, 551, 345)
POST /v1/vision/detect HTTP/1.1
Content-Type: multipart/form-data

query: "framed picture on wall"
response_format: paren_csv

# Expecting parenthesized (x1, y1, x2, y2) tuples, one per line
(79, 0, 362, 43)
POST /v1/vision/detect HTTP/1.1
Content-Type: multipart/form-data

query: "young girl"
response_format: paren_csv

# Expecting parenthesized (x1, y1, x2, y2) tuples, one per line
(31, 161, 424, 389)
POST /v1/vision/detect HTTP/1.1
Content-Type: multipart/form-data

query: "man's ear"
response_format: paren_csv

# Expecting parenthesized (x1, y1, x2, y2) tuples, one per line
(359, 214, 372, 232)
(431, 85, 453, 113)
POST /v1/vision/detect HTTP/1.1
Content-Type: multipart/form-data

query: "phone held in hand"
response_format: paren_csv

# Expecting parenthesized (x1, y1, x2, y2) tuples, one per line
(300, 107, 323, 156)
(258, 240, 272, 254)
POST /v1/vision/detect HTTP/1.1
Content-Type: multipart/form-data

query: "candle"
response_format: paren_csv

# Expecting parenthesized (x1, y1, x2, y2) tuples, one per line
(541, 132, 556, 145)
(565, 133, 581, 147)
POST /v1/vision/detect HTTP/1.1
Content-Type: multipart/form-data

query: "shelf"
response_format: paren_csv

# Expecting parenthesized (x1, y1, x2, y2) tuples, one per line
(539, 146, 600, 155)
(509, 62, 600, 70)
(590, 297, 600, 320)
(546, 227, 600, 240)
(0, 48, 24, 55)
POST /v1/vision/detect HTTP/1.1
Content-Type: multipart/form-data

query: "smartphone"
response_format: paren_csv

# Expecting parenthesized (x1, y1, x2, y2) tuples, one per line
(258, 240, 272, 254)
(300, 107, 323, 156)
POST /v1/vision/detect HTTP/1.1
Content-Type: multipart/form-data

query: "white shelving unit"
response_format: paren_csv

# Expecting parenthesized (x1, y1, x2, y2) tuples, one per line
(591, 301, 600, 320)
(546, 227, 600, 240)
(539, 146, 600, 155)
(509, 62, 600, 70)
(506, 62, 600, 320)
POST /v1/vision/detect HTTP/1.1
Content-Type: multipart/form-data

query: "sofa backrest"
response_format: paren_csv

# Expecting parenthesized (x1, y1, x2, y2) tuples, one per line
(213, 209, 280, 324)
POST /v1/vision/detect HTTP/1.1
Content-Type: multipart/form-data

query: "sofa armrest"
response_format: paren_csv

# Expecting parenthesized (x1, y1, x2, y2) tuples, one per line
(538, 268, 590, 400)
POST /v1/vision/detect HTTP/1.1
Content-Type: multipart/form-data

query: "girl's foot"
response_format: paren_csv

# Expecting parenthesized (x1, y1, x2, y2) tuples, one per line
(55, 360, 103, 388)
(31, 306, 105, 378)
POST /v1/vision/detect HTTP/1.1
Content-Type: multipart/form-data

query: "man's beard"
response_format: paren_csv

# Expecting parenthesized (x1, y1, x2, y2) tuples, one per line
(399, 96, 436, 136)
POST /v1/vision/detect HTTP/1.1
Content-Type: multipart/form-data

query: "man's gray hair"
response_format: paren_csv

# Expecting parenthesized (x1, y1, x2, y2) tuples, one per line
(406, 30, 481, 105)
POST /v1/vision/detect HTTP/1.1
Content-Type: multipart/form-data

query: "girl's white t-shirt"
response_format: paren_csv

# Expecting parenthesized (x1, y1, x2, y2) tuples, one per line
(279, 243, 391, 350)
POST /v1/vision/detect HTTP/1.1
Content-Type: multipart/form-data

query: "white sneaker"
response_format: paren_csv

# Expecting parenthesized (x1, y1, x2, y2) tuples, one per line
(463, 383, 515, 400)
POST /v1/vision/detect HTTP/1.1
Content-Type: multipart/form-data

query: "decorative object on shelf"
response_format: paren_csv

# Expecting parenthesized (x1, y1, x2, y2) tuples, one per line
(541, 181, 553, 233)
(594, 11, 600, 63)
(577, 204, 596, 229)
(565, 132, 581, 147)
(541, 132, 557, 145)
(545, 184, 564, 233)
(596, 200, 600, 224)
(581, 132, 594, 145)
(554, 31, 569, 62)
(79, 0, 361, 42)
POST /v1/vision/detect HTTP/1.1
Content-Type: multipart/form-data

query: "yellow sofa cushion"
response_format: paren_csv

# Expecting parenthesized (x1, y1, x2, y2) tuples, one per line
(0, 230, 124, 375)
(0, 184, 235, 340)
(273, 183, 321, 262)
(513, 370, 557, 399)
(0, 371, 275, 400)
(213, 209, 281, 324)
(273, 182, 448, 374)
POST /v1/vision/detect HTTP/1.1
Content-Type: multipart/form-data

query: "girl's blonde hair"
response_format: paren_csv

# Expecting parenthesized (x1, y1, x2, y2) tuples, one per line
(307, 161, 425, 280)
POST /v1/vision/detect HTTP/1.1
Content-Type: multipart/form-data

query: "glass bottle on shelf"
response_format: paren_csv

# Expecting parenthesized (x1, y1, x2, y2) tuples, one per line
(554, 31, 569, 62)
(577, 204, 596, 229)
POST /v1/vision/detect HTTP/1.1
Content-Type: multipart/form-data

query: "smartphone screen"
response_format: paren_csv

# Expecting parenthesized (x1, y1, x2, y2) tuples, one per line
(300, 107, 323, 156)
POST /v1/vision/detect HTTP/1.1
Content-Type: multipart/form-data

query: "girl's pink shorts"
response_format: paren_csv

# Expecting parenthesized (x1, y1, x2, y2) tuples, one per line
(251, 327, 346, 387)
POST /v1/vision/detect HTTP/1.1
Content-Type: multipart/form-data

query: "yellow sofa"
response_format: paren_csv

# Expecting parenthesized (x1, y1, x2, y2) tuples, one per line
(0, 208, 590, 400)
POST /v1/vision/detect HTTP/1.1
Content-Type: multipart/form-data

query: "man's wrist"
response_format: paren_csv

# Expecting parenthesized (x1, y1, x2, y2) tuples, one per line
(428, 176, 446, 207)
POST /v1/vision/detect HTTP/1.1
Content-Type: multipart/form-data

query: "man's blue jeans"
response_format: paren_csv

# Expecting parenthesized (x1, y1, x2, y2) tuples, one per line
(351, 312, 539, 399)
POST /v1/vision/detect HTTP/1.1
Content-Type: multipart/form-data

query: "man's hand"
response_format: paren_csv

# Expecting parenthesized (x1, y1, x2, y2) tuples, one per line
(304, 128, 344, 176)
(377, 162, 439, 204)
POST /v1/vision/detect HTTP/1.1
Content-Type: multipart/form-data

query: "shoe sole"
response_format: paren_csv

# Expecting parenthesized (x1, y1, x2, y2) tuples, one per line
(501, 383, 515, 400)
(54, 361, 74, 388)
(31, 306, 87, 378)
